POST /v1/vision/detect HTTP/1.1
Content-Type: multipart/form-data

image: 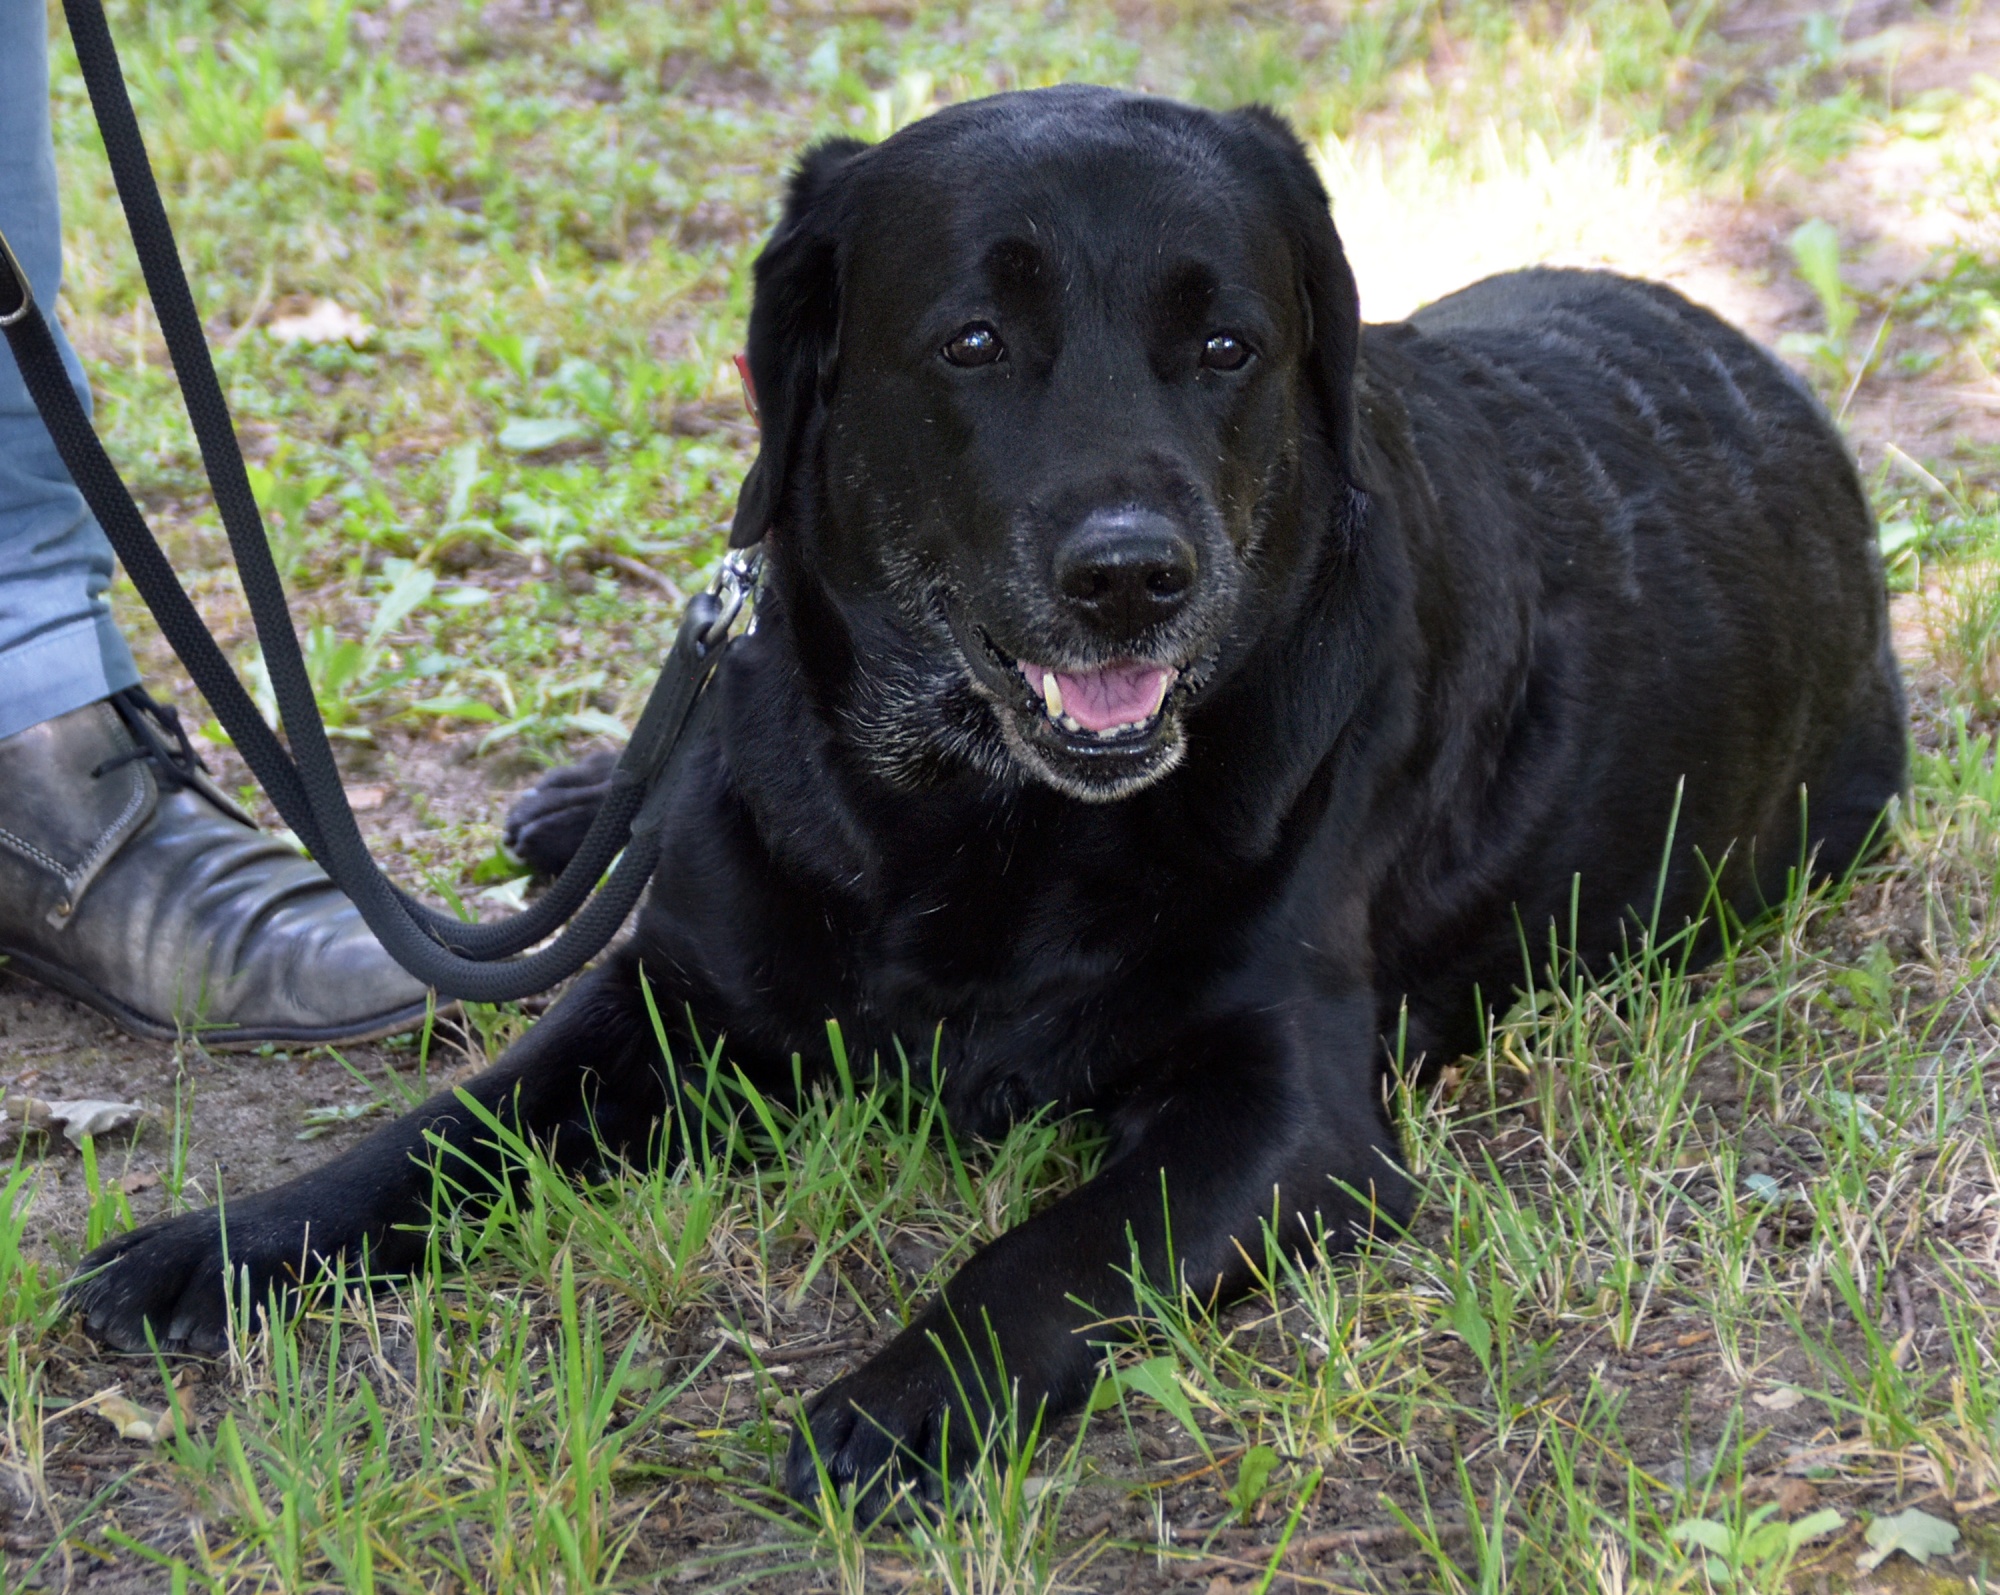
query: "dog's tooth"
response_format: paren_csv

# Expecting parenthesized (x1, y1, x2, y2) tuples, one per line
(1096, 726, 1118, 740)
(1061, 714, 1082, 733)
(1042, 672, 1064, 719)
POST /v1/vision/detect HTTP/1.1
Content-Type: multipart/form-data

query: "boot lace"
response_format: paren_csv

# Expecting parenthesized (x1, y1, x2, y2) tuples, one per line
(93, 686, 210, 792)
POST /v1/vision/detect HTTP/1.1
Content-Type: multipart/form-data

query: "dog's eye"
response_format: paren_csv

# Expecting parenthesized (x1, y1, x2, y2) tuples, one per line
(942, 324, 1005, 367)
(1200, 333, 1252, 372)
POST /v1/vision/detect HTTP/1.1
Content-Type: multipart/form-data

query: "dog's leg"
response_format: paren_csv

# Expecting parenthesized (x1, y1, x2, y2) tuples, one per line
(70, 956, 662, 1354)
(503, 750, 618, 877)
(786, 992, 1406, 1512)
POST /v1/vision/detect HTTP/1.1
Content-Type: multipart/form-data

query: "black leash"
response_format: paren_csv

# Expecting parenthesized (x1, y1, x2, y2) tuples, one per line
(0, 0, 754, 1003)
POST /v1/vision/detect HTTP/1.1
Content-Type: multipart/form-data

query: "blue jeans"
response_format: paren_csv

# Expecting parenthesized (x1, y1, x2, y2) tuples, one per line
(0, 0, 140, 741)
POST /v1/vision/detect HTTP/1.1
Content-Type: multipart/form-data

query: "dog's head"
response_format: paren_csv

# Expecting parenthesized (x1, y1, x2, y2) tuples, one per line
(733, 87, 1361, 802)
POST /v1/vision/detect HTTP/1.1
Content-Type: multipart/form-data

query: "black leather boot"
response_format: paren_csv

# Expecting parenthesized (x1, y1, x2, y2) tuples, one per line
(0, 688, 434, 1046)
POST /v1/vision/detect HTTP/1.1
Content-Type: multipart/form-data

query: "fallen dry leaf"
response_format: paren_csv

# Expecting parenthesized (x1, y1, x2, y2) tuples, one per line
(50, 1099, 148, 1147)
(1754, 1385, 1806, 1411)
(84, 1379, 196, 1446)
(1776, 1478, 1820, 1516)
(268, 299, 373, 347)
(163, 1377, 198, 1440)
(0, 1097, 147, 1147)
(93, 1393, 165, 1443)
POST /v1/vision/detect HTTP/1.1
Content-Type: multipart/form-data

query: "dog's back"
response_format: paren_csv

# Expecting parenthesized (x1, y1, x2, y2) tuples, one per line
(1358, 269, 1906, 1055)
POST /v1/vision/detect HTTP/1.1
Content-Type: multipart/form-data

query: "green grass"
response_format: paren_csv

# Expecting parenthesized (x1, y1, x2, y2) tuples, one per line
(6, 0, 2000, 1589)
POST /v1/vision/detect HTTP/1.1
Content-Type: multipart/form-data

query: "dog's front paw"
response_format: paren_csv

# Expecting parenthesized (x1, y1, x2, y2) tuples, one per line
(784, 1306, 1078, 1519)
(503, 751, 619, 878)
(69, 1199, 333, 1355)
(786, 1328, 984, 1516)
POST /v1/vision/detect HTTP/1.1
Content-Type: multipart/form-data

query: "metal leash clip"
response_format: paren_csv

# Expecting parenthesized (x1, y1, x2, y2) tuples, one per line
(700, 542, 764, 648)
(0, 226, 36, 329)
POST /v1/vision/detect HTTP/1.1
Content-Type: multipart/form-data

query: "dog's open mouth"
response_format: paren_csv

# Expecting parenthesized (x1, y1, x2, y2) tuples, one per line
(952, 615, 1203, 801)
(1015, 660, 1177, 742)
(967, 625, 1184, 754)
(935, 595, 1206, 797)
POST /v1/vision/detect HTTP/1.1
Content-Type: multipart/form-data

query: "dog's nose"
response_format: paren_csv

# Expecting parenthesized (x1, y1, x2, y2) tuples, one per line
(1053, 508, 1197, 635)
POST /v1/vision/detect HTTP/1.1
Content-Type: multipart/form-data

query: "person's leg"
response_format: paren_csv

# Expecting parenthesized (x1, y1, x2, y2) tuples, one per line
(0, 0, 139, 740)
(0, 4, 433, 1046)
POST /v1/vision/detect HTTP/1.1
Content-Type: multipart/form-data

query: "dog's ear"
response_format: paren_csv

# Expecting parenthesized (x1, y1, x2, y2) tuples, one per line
(1225, 106, 1361, 481)
(729, 137, 866, 547)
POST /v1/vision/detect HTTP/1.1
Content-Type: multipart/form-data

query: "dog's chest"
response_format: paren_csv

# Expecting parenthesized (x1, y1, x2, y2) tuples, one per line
(859, 859, 1145, 1083)
(817, 820, 1244, 1131)
(686, 719, 1298, 1127)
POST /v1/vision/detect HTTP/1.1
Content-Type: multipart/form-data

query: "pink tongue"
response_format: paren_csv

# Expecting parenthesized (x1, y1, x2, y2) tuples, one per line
(1021, 662, 1174, 732)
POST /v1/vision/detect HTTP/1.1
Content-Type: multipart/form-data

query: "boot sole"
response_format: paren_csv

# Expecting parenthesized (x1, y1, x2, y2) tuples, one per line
(0, 944, 451, 1051)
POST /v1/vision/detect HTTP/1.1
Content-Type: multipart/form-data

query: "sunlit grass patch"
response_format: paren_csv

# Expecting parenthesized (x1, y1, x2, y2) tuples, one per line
(1322, 125, 1685, 323)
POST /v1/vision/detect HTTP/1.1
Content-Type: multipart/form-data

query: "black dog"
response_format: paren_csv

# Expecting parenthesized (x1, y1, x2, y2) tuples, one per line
(72, 87, 1906, 1511)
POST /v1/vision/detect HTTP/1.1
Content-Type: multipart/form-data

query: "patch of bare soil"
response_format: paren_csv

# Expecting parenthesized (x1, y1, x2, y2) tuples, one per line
(1, 985, 425, 1253)
(1700, 2, 2000, 483)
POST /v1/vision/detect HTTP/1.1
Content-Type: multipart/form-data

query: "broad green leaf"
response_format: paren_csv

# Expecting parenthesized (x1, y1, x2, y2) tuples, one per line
(244, 460, 277, 510)
(1788, 1508, 1845, 1549)
(558, 709, 631, 741)
(366, 561, 438, 650)
(1822, 1088, 1883, 1147)
(444, 441, 482, 522)
(478, 876, 532, 912)
(1856, 1508, 1959, 1571)
(1877, 519, 1919, 558)
(306, 631, 365, 697)
(407, 695, 504, 722)
(1670, 1518, 1735, 1555)
(1118, 1356, 1199, 1434)
(497, 416, 590, 453)
(1227, 1444, 1280, 1522)
(477, 715, 540, 753)
(1787, 218, 1841, 297)
(477, 331, 540, 383)
(1445, 1273, 1492, 1372)
(1787, 218, 1854, 340)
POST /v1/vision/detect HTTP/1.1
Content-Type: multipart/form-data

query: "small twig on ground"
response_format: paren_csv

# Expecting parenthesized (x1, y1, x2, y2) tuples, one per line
(604, 553, 687, 604)
(222, 264, 276, 351)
